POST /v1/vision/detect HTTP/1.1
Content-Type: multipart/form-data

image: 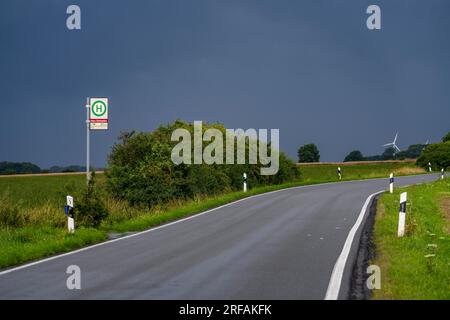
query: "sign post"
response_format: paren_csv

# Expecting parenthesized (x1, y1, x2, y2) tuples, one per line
(86, 98, 90, 183)
(85, 97, 109, 184)
(397, 192, 407, 237)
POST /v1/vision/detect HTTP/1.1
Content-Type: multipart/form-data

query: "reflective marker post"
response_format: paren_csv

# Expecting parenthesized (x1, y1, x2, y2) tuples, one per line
(337, 167, 342, 180)
(389, 173, 394, 194)
(243, 173, 247, 192)
(65, 195, 75, 233)
(441, 168, 445, 180)
(397, 192, 407, 237)
(428, 162, 432, 173)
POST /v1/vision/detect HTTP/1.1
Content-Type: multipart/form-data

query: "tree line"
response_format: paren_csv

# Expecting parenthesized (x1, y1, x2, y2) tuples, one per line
(0, 162, 93, 175)
(297, 131, 450, 167)
(0, 162, 41, 175)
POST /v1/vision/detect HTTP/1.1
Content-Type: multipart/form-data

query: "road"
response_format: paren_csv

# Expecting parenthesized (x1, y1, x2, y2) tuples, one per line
(0, 174, 438, 299)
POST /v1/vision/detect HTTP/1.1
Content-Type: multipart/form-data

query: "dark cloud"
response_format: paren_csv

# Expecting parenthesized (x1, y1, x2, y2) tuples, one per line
(1, 0, 449, 168)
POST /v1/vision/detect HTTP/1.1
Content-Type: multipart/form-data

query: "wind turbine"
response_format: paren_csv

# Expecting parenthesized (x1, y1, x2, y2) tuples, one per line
(422, 140, 429, 151)
(382, 132, 401, 153)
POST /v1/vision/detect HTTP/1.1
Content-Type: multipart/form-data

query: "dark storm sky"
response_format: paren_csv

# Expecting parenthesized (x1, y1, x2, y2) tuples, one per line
(1, 0, 449, 168)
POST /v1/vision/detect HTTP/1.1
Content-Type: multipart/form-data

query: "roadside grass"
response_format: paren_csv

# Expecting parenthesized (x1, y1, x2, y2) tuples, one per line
(371, 178, 450, 299)
(0, 162, 427, 269)
(0, 226, 106, 269)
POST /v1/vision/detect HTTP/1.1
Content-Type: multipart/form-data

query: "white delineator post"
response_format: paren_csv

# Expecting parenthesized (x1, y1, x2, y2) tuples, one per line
(389, 173, 394, 194)
(441, 168, 444, 180)
(86, 97, 91, 184)
(66, 195, 75, 233)
(428, 162, 432, 172)
(243, 173, 247, 192)
(337, 167, 342, 180)
(397, 192, 407, 237)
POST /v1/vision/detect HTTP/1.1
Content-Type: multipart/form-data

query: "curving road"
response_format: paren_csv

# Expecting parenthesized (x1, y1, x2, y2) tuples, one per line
(0, 174, 438, 299)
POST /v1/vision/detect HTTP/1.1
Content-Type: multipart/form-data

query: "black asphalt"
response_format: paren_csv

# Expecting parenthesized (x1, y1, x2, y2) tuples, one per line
(0, 174, 438, 299)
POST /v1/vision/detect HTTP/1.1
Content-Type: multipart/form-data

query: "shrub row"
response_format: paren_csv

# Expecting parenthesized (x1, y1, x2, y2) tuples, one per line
(106, 120, 300, 207)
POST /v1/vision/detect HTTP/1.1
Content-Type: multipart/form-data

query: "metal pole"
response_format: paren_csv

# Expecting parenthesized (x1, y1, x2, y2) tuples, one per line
(86, 97, 90, 184)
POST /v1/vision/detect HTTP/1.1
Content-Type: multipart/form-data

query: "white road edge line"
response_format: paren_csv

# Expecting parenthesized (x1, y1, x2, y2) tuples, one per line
(324, 190, 384, 300)
(0, 174, 430, 276)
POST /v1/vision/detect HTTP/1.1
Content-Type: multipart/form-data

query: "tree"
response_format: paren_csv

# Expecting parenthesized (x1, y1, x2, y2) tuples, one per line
(394, 144, 425, 160)
(344, 150, 365, 162)
(297, 144, 320, 163)
(417, 141, 450, 170)
(364, 155, 383, 161)
(381, 147, 395, 160)
(0, 162, 41, 175)
(442, 131, 450, 143)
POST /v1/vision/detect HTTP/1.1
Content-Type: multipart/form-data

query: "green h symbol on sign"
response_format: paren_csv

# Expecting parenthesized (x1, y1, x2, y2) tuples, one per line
(92, 101, 107, 117)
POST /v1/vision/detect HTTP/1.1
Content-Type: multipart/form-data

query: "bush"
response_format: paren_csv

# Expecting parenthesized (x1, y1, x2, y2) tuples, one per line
(106, 120, 300, 207)
(442, 132, 450, 143)
(75, 172, 109, 228)
(416, 141, 450, 170)
(297, 144, 320, 163)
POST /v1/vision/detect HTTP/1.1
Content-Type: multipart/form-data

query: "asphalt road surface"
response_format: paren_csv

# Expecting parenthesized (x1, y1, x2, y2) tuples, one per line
(0, 174, 438, 299)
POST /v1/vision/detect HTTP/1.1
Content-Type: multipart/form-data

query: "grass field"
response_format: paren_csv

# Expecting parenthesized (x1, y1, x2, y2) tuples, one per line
(298, 161, 424, 183)
(0, 161, 426, 269)
(372, 178, 450, 299)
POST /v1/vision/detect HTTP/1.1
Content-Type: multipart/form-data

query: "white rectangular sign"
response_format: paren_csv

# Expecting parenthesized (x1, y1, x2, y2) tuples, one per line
(66, 195, 74, 208)
(89, 97, 108, 130)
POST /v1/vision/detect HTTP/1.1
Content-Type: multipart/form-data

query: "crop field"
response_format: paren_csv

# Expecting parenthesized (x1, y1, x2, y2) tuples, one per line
(0, 174, 94, 208)
(0, 161, 427, 269)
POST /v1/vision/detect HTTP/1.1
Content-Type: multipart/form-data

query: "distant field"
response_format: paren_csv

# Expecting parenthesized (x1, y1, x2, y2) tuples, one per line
(0, 161, 427, 269)
(297, 159, 416, 166)
(299, 161, 425, 183)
